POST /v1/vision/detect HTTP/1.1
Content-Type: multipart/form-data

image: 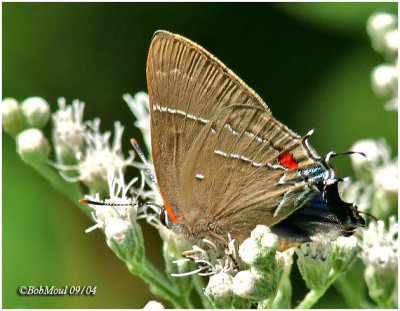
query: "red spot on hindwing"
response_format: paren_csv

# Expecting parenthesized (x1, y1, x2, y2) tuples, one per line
(279, 152, 298, 169)
(155, 176, 178, 224)
(160, 192, 178, 224)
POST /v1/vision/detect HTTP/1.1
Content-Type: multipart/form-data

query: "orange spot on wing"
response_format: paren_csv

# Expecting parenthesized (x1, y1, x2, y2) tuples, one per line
(160, 191, 178, 224)
(279, 152, 298, 169)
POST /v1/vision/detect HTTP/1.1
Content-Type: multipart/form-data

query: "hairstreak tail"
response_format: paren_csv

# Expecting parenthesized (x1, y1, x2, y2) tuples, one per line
(147, 30, 365, 251)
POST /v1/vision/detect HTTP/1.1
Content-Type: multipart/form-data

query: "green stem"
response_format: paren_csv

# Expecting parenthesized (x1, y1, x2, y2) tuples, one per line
(296, 270, 340, 309)
(129, 260, 191, 309)
(192, 274, 214, 309)
(334, 273, 374, 308)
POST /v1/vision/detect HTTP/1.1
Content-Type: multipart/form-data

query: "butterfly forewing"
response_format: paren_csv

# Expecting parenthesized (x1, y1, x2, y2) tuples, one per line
(148, 30, 272, 218)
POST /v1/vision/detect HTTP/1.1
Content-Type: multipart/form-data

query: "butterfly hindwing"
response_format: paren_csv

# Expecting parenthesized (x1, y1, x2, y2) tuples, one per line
(178, 105, 323, 242)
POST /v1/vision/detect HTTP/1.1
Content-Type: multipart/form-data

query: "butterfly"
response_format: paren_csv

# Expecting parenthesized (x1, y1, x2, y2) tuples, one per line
(147, 30, 365, 251)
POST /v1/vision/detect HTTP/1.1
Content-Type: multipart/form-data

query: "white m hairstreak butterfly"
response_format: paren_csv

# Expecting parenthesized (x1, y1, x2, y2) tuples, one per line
(147, 30, 365, 251)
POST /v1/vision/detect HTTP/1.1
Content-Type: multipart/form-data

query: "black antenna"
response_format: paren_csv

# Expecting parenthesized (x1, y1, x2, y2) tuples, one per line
(358, 210, 379, 222)
(79, 198, 164, 212)
(331, 151, 367, 159)
(79, 199, 139, 207)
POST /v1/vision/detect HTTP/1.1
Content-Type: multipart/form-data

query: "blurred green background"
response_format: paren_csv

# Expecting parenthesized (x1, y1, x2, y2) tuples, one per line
(3, 2, 397, 308)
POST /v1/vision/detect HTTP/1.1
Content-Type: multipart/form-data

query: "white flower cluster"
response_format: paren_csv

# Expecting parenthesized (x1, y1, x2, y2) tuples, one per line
(341, 139, 398, 219)
(84, 169, 141, 242)
(51, 98, 85, 165)
(203, 226, 284, 308)
(50, 96, 160, 248)
(3, 94, 158, 248)
(360, 217, 398, 271)
(360, 217, 398, 307)
(52, 100, 135, 196)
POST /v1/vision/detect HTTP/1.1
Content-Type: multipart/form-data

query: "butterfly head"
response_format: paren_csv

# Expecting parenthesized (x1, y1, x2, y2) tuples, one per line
(296, 150, 368, 238)
(318, 177, 366, 236)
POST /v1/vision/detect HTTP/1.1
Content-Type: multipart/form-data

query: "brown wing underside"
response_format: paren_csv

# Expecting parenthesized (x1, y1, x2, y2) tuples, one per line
(179, 105, 319, 242)
(147, 30, 272, 217)
(147, 31, 321, 237)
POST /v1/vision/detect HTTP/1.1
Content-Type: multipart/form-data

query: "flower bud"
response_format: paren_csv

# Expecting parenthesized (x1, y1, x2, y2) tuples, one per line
(21, 97, 50, 129)
(143, 300, 164, 309)
(106, 220, 144, 265)
(105, 218, 131, 242)
(238, 225, 279, 269)
(88, 197, 144, 265)
(17, 128, 50, 166)
(367, 12, 397, 55)
(367, 13, 397, 38)
(232, 270, 258, 299)
(232, 269, 277, 301)
(205, 271, 233, 308)
(1, 98, 24, 137)
(233, 225, 282, 303)
(384, 29, 398, 55)
(295, 240, 333, 291)
(372, 64, 397, 98)
(2, 97, 24, 137)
